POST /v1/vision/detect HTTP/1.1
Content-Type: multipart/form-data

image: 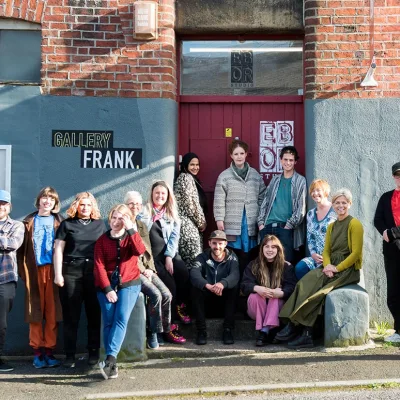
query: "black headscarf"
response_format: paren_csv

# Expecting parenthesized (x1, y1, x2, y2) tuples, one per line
(179, 152, 208, 216)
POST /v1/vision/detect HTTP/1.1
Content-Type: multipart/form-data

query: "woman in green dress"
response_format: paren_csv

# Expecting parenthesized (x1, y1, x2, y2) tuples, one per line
(275, 188, 363, 349)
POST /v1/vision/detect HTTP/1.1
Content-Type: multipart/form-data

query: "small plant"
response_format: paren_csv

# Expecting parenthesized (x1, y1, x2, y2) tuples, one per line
(373, 321, 391, 336)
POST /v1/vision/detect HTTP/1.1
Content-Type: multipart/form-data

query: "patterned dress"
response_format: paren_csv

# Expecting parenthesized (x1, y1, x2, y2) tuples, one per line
(301, 207, 337, 270)
(174, 173, 206, 268)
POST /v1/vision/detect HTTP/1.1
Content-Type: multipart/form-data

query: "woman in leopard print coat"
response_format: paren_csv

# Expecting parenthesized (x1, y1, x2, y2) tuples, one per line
(174, 153, 207, 269)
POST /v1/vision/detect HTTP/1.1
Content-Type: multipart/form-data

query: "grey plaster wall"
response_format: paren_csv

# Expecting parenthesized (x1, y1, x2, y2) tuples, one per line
(305, 98, 400, 325)
(0, 85, 178, 353)
(175, 0, 303, 34)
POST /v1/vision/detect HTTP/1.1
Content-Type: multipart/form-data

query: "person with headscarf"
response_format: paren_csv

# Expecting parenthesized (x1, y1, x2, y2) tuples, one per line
(174, 153, 207, 269)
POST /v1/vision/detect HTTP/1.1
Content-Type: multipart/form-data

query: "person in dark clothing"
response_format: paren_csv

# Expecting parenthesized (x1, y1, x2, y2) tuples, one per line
(54, 192, 106, 368)
(190, 230, 240, 345)
(241, 235, 297, 347)
(0, 190, 24, 372)
(374, 162, 400, 343)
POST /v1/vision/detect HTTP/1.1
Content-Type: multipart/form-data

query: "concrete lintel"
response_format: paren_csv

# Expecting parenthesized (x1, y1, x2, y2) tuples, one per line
(175, 0, 304, 35)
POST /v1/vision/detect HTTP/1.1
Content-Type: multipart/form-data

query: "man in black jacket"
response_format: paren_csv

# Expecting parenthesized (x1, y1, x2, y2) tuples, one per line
(190, 230, 239, 345)
(374, 162, 400, 342)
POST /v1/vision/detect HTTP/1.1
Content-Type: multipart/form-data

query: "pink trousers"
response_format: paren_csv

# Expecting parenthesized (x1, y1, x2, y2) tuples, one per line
(247, 293, 284, 331)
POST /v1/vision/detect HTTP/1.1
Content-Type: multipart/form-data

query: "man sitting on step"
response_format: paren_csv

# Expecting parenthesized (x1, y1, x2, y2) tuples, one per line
(190, 230, 239, 345)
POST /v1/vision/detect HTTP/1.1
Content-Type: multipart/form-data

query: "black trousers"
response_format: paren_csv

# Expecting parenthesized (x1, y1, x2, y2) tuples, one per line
(155, 254, 190, 322)
(0, 281, 16, 355)
(384, 255, 400, 332)
(191, 285, 238, 331)
(59, 259, 101, 355)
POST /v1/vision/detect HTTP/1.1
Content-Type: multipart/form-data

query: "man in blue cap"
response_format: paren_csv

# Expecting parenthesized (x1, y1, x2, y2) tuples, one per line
(0, 190, 24, 372)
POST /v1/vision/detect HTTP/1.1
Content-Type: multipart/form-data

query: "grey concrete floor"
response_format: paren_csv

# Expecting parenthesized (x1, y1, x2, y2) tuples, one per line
(1, 345, 400, 400)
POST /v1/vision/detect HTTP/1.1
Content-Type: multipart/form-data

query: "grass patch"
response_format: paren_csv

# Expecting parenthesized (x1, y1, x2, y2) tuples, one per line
(373, 321, 391, 336)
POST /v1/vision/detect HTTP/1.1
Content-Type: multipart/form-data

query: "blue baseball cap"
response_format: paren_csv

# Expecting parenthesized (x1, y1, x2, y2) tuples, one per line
(0, 190, 11, 203)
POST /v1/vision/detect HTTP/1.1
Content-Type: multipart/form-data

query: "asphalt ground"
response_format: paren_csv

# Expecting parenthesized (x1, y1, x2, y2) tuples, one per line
(1, 343, 400, 400)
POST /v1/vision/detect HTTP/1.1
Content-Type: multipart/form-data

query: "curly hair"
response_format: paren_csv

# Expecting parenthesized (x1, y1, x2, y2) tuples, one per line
(35, 186, 61, 213)
(66, 192, 101, 219)
(251, 235, 285, 289)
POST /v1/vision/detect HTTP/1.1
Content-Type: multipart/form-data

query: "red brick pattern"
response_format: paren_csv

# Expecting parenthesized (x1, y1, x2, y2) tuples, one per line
(1, 0, 176, 99)
(304, 0, 400, 99)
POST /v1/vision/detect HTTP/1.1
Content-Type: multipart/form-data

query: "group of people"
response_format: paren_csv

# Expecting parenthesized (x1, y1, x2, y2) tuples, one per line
(0, 141, 399, 379)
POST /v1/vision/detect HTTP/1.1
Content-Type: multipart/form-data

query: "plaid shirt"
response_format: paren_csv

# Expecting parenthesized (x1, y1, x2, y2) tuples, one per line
(0, 216, 25, 284)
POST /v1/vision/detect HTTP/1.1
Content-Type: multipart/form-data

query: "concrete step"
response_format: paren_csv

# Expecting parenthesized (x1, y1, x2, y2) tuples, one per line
(176, 318, 257, 341)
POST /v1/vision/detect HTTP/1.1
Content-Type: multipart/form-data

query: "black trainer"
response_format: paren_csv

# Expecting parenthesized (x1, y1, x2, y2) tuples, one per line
(88, 348, 99, 366)
(0, 358, 14, 372)
(222, 328, 234, 345)
(275, 322, 298, 342)
(196, 330, 207, 345)
(255, 331, 269, 347)
(63, 354, 75, 368)
(287, 328, 314, 349)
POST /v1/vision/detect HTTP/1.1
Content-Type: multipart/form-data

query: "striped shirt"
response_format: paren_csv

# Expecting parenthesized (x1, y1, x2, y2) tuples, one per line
(0, 217, 25, 284)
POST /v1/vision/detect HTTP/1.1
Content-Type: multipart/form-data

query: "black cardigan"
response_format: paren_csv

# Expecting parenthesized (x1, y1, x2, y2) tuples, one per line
(241, 260, 297, 300)
(374, 190, 400, 260)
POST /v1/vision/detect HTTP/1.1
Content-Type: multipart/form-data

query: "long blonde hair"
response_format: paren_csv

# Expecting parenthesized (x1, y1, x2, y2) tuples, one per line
(145, 180, 179, 223)
(66, 192, 101, 219)
(251, 235, 285, 289)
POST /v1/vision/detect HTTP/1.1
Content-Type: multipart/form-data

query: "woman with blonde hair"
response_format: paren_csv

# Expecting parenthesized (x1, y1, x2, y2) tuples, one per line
(140, 181, 191, 329)
(241, 235, 297, 346)
(54, 192, 106, 368)
(295, 179, 336, 279)
(276, 188, 363, 349)
(94, 204, 145, 379)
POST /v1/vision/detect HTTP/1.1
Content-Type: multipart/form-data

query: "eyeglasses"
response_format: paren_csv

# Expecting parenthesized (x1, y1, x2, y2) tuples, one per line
(127, 202, 141, 207)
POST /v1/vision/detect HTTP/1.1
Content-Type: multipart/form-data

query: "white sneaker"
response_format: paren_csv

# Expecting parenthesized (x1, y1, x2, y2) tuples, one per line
(384, 333, 400, 342)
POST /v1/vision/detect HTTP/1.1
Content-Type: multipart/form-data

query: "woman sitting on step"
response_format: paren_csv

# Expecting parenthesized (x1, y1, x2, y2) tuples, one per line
(276, 188, 364, 349)
(241, 235, 297, 347)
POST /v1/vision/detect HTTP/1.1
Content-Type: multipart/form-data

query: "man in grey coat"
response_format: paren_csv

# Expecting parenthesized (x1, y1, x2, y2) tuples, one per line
(190, 230, 239, 346)
(258, 146, 307, 263)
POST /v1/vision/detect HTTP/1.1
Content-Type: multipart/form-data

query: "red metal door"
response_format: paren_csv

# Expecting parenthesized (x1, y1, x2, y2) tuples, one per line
(179, 96, 304, 232)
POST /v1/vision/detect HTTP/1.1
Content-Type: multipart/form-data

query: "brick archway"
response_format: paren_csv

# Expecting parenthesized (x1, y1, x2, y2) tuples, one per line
(0, 0, 45, 24)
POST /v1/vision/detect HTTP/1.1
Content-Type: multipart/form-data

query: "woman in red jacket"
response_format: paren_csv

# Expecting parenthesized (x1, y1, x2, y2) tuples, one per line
(94, 204, 145, 380)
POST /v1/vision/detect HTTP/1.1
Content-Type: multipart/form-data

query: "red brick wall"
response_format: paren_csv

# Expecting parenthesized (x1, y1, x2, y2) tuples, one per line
(0, 0, 176, 99)
(304, 0, 400, 99)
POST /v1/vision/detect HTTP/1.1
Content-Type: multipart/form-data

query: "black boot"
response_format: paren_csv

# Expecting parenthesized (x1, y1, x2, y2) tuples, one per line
(275, 322, 298, 342)
(287, 327, 314, 349)
(255, 331, 268, 347)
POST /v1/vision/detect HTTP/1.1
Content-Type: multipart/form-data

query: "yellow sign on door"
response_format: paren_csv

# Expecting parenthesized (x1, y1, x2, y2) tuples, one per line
(225, 128, 232, 137)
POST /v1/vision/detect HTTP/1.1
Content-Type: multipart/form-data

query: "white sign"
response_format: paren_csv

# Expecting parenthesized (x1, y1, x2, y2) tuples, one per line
(259, 121, 294, 174)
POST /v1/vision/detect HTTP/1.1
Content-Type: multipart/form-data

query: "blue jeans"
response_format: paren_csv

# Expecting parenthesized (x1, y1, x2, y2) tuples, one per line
(97, 284, 141, 358)
(294, 260, 310, 280)
(260, 224, 294, 263)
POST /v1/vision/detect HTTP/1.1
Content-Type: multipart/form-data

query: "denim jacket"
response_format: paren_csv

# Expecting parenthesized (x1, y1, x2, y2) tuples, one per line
(139, 207, 181, 259)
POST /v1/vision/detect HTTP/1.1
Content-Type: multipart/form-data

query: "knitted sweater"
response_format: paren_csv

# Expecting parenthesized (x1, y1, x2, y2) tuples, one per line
(213, 163, 265, 236)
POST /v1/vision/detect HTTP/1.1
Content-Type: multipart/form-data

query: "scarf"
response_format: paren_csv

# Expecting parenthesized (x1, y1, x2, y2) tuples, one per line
(152, 204, 166, 222)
